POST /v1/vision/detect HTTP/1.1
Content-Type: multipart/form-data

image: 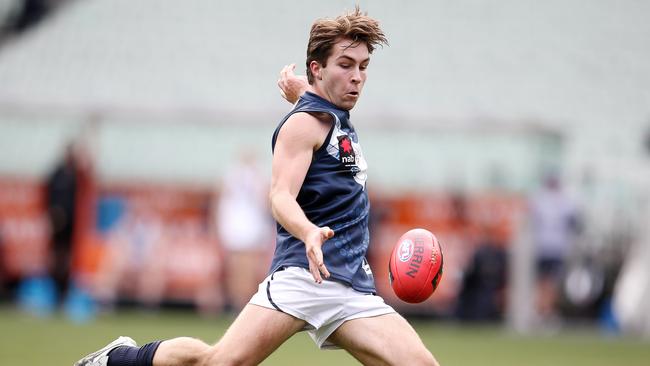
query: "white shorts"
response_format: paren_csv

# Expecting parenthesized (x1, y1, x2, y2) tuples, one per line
(249, 266, 396, 349)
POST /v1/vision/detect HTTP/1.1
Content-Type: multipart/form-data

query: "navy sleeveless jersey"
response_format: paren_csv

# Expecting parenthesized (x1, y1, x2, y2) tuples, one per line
(269, 92, 375, 293)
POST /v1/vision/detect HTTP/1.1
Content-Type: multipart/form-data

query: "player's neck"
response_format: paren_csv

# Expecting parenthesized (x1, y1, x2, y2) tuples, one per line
(310, 85, 331, 104)
(310, 85, 348, 111)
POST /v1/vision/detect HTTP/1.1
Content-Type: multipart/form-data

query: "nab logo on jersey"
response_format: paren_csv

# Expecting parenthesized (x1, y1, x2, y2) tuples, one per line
(338, 135, 356, 166)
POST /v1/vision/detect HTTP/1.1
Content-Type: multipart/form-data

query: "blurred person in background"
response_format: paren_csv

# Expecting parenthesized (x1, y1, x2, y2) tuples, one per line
(529, 170, 581, 326)
(455, 194, 508, 322)
(214, 150, 273, 312)
(0, 230, 5, 299)
(463, 231, 507, 321)
(93, 202, 167, 311)
(45, 143, 78, 303)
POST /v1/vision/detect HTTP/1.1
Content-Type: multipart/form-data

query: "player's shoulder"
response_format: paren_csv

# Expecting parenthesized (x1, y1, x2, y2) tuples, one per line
(276, 111, 333, 150)
(286, 110, 333, 125)
(281, 111, 332, 136)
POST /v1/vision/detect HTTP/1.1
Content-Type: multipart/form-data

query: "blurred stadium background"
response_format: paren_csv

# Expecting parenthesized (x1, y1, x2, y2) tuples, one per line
(0, 0, 649, 364)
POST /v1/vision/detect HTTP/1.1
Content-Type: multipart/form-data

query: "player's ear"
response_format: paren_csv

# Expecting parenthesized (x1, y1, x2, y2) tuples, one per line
(310, 61, 323, 81)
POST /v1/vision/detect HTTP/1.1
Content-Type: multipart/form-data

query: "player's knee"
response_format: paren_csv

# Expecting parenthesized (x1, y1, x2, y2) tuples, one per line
(201, 344, 251, 366)
(413, 348, 439, 366)
(380, 347, 436, 366)
(185, 337, 212, 365)
(395, 347, 438, 366)
(155, 337, 209, 366)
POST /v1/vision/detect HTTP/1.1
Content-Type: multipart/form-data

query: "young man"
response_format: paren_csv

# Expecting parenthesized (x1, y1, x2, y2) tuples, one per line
(75, 8, 439, 366)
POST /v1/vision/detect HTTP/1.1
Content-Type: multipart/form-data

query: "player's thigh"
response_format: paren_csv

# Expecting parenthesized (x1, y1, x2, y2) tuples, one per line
(207, 304, 306, 365)
(328, 313, 439, 366)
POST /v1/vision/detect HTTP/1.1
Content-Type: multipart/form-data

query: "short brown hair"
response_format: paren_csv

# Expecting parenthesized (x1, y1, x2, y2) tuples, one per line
(306, 6, 388, 84)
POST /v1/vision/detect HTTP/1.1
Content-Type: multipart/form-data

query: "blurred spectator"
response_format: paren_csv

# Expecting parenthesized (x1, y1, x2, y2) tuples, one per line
(456, 225, 508, 322)
(93, 202, 167, 310)
(0, 230, 5, 299)
(214, 151, 273, 312)
(45, 143, 78, 303)
(529, 171, 580, 325)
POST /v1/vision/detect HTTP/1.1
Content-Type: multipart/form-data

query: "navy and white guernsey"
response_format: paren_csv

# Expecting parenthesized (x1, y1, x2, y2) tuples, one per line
(269, 92, 375, 293)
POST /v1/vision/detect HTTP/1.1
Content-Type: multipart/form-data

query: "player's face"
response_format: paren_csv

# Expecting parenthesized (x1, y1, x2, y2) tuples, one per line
(313, 39, 370, 111)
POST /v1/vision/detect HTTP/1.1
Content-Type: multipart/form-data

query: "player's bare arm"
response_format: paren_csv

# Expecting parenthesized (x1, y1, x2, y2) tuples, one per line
(269, 112, 334, 283)
(278, 63, 312, 104)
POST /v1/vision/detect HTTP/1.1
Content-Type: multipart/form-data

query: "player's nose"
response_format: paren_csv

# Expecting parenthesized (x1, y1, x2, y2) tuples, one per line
(350, 67, 362, 84)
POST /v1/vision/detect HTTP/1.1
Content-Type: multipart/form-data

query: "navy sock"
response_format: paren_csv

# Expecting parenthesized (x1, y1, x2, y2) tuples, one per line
(107, 341, 162, 366)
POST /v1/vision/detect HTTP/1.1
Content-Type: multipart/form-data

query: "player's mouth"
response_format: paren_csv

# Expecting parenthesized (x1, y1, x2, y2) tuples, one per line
(345, 91, 359, 98)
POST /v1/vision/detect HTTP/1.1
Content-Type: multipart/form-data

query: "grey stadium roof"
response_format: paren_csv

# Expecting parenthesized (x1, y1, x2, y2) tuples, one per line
(0, 0, 648, 129)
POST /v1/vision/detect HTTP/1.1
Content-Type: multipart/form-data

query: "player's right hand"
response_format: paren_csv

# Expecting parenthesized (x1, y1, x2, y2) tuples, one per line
(278, 64, 311, 104)
(304, 226, 334, 283)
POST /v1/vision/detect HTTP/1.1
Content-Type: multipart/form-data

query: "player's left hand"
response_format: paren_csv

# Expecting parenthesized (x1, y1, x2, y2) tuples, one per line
(278, 64, 311, 104)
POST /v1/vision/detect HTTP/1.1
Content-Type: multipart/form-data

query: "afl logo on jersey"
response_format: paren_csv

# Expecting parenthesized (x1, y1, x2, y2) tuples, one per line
(338, 135, 356, 166)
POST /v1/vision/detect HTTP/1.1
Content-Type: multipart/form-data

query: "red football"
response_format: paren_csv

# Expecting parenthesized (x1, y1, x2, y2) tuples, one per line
(388, 228, 443, 303)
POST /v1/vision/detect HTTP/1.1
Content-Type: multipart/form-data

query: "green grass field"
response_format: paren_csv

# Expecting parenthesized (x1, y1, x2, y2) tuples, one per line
(1, 306, 648, 365)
